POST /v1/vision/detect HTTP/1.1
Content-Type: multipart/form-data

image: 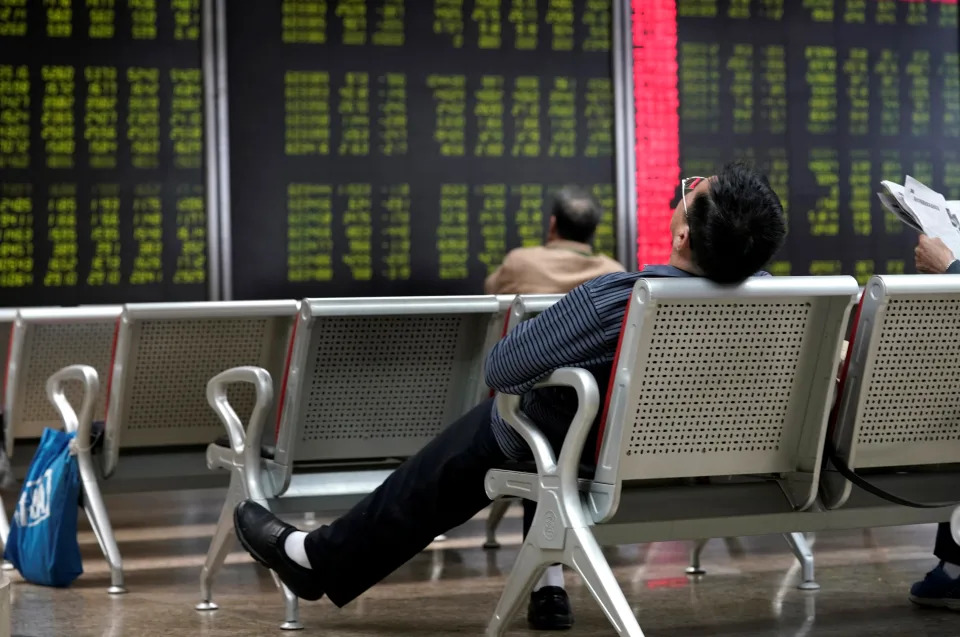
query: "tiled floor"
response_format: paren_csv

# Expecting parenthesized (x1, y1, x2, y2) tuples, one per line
(6, 489, 959, 636)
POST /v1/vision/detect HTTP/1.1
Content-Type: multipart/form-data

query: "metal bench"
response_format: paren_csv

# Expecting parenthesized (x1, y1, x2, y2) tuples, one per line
(482, 291, 821, 588)
(484, 276, 858, 636)
(1, 306, 122, 580)
(4, 306, 121, 458)
(95, 300, 299, 589)
(199, 295, 506, 630)
(824, 274, 960, 513)
(103, 300, 299, 483)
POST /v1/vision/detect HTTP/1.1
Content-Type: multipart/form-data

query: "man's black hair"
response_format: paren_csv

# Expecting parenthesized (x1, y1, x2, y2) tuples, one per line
(686, 161, 787, 283)
(551, 186, 604, 244)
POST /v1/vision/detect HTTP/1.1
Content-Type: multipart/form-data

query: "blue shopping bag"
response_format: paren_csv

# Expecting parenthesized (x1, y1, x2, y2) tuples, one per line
(3, 427, 83, 587)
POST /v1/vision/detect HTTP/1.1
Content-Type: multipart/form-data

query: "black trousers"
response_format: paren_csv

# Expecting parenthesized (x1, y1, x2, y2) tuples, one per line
(935, 522, 960, 565)
(303, 398, 508, 607)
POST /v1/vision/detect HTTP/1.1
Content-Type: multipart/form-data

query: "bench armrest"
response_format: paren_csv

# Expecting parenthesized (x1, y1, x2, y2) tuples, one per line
(206, 366, 274, 491)
(46, 364, 100, 450)
(494, 367, 600, 490)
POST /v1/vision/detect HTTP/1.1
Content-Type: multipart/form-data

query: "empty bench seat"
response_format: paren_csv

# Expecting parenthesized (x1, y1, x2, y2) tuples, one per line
(199, 295, 508, 630)
(2, 306, 122, 583)
(824, 274, 960, 517)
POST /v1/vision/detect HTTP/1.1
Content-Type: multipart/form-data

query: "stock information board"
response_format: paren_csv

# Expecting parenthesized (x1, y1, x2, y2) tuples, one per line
(635, 0, 960, 282)
(226, 0, 618, 298)
(0, 0, 206, 306)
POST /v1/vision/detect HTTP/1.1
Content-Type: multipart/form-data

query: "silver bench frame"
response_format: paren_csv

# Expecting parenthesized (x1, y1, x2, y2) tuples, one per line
(2, 306, 122, 586)
(46, 364, 126, 594)
(484, 277, 858, 636)
(4, 306, 122, 459)
(483, 294, 564, 549)
(95, 300, 298, 590)
(103, 300, 299, 479)
(481, 291, 820, 587)
(199, 295, 506, 630)
(824, 275, 960, 510)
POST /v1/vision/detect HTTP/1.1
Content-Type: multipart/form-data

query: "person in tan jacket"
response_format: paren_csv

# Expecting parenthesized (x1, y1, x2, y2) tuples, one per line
(482, 185, 624, 629)
(483, 186, 625, 295)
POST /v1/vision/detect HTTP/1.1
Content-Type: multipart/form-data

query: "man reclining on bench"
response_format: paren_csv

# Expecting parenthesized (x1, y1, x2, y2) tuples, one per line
(232, 161, 788, 624)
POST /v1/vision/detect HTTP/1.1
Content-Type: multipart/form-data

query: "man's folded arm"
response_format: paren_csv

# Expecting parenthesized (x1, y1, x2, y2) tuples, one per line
(947, 260, 960, 275)
(484, 283, 611, 395)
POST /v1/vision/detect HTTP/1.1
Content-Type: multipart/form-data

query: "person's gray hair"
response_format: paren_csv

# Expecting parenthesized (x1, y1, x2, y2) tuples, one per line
(551, 186, 603, 243)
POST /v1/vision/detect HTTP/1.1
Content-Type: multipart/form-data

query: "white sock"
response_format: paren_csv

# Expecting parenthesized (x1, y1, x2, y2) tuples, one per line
(943, 561, 960, 578)
(284, 531, 311, 569)
(533, 564, 565, 591)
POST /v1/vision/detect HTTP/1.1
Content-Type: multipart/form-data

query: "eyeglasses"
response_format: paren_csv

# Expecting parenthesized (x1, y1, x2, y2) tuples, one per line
(681, 176, 706, 218)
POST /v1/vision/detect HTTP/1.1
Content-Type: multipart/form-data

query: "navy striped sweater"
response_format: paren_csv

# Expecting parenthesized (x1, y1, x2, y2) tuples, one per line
(484, 266, 769, 459)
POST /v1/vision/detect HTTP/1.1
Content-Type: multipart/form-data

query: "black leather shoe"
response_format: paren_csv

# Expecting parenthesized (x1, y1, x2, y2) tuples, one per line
(527, 586, 574, 630)
(233, 500, 324, 601)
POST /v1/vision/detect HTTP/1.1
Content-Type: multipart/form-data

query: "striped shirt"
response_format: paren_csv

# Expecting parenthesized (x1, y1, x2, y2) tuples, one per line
(484, 266, 769, 459)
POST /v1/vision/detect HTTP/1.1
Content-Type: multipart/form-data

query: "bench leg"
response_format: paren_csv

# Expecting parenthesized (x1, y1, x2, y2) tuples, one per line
(485, 499, 512, 550)
(0, 501, 11, 571)
(486, 506, 644, 637)
(566, 526, 644, 637)
(486, 540, 549, 636)
(280, 582, 302, 631)
(784, 532, 819, 591)
(196, 478, 242, 612)
(81, 494, 125, 594)
(686, 538, 709, 575)
(77, 450, 125, 595)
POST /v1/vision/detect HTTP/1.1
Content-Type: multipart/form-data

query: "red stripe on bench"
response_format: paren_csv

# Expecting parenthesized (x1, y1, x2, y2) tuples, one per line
(595, 302, 633, 463)
(828, 294, 865, 435)
(275, 318, 299, 440)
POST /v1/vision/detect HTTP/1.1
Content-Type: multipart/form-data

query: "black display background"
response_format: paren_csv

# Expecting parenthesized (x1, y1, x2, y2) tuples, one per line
(0, 0, 206, 306)
(677, 0, 960, 280)
(227, 1, 616, 299)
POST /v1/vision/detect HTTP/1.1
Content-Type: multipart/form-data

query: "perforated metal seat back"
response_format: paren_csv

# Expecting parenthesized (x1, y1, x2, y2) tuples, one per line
(114, 317, 291, 448)
(291, 313, 489, 462)
(13, 322, 115, 438)
(598, 277, 856, 484)
(838, 277, 960, 469)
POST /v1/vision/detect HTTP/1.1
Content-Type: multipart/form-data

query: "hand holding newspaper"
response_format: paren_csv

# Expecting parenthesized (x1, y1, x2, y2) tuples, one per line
(877, 176, 960, 260)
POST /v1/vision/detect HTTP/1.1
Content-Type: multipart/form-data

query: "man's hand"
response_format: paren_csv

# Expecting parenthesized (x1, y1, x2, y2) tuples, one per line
(915, 235, 956, 274)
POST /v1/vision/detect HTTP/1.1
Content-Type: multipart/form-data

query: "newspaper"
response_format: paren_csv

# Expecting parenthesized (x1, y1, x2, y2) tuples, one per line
(877, 176, 960, 258)
(879, 181, 922, 230)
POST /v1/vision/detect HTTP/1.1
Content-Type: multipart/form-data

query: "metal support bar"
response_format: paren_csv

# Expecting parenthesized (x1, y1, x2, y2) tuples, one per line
(0, 499, 10, 570)
(197, 366, 303, 629)
(196, 476, 242, 611)
(686, 539, 709, 576)
(616, 0, 638, 270)
(47, 365, 126, 594)
(214, 0, 234, 299)
(784, 532, 819, 591)
(952, 506, 960, 546)
(487, 369, 646, 635)
(201, 0, 221, 300)
(485, 499, 513, 550)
